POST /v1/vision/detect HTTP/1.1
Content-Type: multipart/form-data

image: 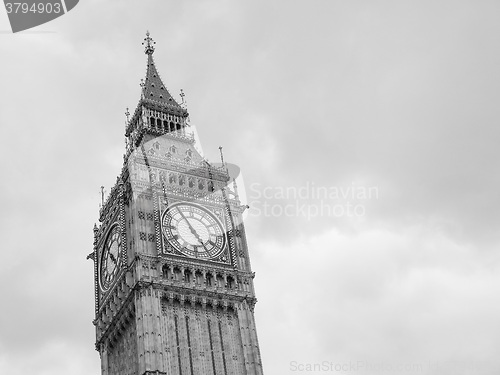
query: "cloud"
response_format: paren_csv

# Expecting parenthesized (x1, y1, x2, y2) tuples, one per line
(251, 225, 500, 374)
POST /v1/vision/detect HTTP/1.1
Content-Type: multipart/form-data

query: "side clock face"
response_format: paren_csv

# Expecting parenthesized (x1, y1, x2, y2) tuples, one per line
(162, 202, 226, 259)
(99, 225, 122, 292)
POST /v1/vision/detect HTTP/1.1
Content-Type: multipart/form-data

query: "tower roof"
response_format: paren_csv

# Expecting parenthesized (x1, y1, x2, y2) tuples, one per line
(126, 32, 188, 137)
(141, 32, 185, 111)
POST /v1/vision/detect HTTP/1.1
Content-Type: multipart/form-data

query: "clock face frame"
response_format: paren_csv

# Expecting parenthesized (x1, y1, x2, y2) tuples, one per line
(99, 224, 122, 292)
(162, 202, 227, 260)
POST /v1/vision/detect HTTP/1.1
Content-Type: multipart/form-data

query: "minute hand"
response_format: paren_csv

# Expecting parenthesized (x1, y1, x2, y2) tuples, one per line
(177, 208, 211, 254)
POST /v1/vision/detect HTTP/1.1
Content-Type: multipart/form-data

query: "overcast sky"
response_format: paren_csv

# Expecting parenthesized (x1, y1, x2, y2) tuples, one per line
(1, 1, 500, 374)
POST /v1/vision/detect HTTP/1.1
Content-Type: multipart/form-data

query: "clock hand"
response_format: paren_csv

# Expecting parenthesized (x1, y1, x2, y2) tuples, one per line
(177, 207, 205, 243)
(176, 206, 212, 257)
(109, 252, 117, 264)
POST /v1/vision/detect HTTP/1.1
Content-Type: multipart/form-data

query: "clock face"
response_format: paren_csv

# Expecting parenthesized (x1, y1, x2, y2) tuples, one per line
(162, 202, 226, 259)
(99, 224, 121, 292)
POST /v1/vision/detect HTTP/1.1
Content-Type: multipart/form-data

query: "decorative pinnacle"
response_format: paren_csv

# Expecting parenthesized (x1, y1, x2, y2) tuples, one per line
(125, 107, 130, 121)
(143, 31, 155, 55)
(180, 89, 187, 109)
(219, 146, 225, 165)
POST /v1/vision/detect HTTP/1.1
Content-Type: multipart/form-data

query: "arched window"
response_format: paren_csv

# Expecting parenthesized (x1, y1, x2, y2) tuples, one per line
(216, 274, 224, 288)
(227, 276, 235, 289)
(195, 271, 203, 286)
(206, 273, 213, 287)
(173, 267, 181, 281)
(184, 269, 192, 284)
(162, 265, 171, 279)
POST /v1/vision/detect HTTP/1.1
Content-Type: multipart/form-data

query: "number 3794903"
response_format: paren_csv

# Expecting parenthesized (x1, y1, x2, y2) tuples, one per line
(5, 2, 62, 14)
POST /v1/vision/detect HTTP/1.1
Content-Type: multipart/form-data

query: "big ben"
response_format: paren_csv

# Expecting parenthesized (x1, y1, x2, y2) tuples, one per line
(89, 32, 264, 375)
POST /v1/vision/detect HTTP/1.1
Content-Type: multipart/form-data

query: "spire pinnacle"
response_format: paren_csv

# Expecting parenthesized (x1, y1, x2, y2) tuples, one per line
(143, 31, 155, 55)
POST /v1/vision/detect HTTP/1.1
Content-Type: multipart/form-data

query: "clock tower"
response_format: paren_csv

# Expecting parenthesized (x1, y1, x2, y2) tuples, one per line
(89, 33, 264, 375)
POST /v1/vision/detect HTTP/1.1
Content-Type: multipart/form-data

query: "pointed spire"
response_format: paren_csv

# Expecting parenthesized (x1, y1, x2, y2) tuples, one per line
(140, 32, 185, 111)
(125, 32, 189, 139)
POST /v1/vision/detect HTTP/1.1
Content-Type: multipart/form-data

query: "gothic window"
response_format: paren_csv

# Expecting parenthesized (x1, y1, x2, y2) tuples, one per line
(153, 142, 160, 151)
(170, 122, 175, 132)
(216, 274, 224, 288)
(198, 179, 205, 190)
(208, 181, 214, 192)
(179, 175, 185, 186)
(156, 118, 162, 130)
(186, 149, 193, 158)
(173, 267, 181, 281)
(206, 273, 213, 287)
(184, 269, 192, 284)
(169, 145, 177, 154)
(163, 265, 171, 280)
(227, 275, 235, 289)
(195, 271, 203, 286)
(163, 120, 168, 132)
(149, 117, 155, 126)
(176, 123, 181, 131)
(188, 177, 194, 188)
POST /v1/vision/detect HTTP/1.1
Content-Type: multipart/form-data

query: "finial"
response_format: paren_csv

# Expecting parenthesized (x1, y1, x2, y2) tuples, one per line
(142, 31, 155, 55)
(100, 186, 105, 207)
(180, 89, 187, 109)
(219, 146, 225, 165)
(125, 107, 130, 121)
